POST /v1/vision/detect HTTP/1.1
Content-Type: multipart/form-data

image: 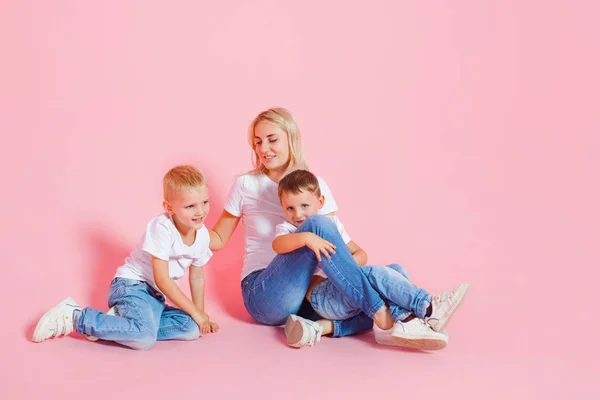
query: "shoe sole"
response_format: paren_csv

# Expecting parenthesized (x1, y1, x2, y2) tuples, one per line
(32, 296, 77, 343)
(432, 283, 469, 332)
(284, 315, 305, 348)
(87, 306, 117, 342)
(375, 330, 448, 351)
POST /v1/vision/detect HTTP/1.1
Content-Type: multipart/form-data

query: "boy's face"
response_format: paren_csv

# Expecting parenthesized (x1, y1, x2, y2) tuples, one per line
(163, 185, 210, 233)
(280, 190, 324, 227)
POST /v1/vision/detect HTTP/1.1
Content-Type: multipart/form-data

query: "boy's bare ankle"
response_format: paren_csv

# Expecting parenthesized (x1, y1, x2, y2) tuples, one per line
(373, 305, 393, 330)
(317, 319, 334, 336)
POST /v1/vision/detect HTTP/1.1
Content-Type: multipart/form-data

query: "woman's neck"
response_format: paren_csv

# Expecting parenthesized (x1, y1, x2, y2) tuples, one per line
(266, 166, 291, 183)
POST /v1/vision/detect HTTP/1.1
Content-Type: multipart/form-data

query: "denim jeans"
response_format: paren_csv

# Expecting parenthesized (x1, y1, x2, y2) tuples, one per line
(241, 215, 386, 326)
(295, 299, 374, 337)
(310, 263, 432, 325)
(75, 278, 200, 350)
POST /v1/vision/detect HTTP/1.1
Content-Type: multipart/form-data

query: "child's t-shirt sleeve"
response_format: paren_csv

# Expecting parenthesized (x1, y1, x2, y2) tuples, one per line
(275, 223, 295, 238)
(223, 175, 245, 217)
(191, 228, 213, 267)
(142, 218, 175, 261)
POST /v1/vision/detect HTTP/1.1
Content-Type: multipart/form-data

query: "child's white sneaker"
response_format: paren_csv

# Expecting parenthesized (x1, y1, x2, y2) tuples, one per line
(426, 282, 469, 332)
(32, 297, 81, 343)
(86, 306, 117, 342)
(284, 314, 323, 348)
(374, 318, 448, 351)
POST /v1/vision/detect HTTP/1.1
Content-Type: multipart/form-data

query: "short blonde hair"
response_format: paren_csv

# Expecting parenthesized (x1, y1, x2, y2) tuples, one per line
(278, 169, 321, 200)
(248, 107, 309, 174)
(163, 165, 206, 200)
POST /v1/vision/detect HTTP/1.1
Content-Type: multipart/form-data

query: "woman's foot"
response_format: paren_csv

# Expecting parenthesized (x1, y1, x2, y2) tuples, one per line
(373, 304, 394, 330)
(374, 317, 448, 351)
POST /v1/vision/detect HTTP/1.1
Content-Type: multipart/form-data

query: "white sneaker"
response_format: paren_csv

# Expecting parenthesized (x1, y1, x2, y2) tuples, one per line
(32, 297, 81, 343)
(86, 306, 117, 342)
(426, 283, 469, 332)
(284, 314, 323, 348)
(374, 318, 448, 351)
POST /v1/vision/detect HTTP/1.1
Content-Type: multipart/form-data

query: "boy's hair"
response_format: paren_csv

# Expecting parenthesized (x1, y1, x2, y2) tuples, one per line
(278, 169, 321, 199)
(248, 107, 309, 174)
(163, 165, 206, 200)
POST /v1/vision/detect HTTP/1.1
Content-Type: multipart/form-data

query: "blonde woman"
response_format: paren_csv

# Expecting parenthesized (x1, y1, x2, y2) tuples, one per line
(209, 107, 397, 346)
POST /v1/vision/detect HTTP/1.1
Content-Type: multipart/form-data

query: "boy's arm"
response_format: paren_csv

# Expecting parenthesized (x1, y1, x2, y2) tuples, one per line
(152, 256, 212, 333)
(189, 266, 219, 333)
(273, 232, 336, 262)
(189, 266, 206, 312)
(347, 240, 368, 266)
(272, 232, 309, 254)
(209, 210, 241, 251)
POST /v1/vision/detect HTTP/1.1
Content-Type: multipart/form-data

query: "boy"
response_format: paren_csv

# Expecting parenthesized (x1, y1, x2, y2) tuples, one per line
(273, 170, 468, 351)
(33, 165, 218, 350)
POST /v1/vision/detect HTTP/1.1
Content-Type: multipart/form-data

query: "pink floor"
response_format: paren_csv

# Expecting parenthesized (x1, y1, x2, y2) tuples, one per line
(5, 242, 595, 399)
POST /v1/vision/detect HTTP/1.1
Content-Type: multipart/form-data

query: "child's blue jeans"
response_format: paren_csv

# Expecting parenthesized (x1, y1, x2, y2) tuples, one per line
(310, 263, 432, 324)
(75, 278, 200, 350)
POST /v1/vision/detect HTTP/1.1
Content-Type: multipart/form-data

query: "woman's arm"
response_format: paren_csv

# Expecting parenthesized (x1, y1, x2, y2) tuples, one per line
(347, 240, 368, 266)
(209, 210, 241, 251)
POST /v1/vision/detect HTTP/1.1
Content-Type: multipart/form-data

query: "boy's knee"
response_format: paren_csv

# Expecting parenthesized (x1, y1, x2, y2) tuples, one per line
(301, 215, 336, 234)
(126, 333, 157, 351)
(387, 263, 409, 279)
(184, 324, 200, 340)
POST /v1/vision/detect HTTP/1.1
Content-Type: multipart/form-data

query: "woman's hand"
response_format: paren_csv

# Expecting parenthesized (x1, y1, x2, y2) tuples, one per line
(303, 233, 336, 262)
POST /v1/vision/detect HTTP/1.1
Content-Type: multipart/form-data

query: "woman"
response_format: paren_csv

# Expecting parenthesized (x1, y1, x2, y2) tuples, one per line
(208, 107, 397, 346)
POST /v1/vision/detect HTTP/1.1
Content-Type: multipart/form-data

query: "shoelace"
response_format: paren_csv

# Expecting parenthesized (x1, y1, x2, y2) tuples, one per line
(415, 318, 435, 331)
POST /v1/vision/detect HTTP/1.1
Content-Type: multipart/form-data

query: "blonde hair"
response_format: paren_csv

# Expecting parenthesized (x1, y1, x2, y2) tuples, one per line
(278, 169, 321, 200)
(247, 107, 309, 174)
(163, 165, 206, 200)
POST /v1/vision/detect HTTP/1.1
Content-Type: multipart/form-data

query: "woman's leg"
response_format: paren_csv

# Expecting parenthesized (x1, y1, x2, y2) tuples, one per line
(243, 215, 388, 326)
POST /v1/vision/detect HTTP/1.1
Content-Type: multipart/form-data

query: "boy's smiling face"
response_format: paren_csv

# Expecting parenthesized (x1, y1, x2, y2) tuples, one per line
(280, 189, 324, 227)
(163, 185, 210, 234)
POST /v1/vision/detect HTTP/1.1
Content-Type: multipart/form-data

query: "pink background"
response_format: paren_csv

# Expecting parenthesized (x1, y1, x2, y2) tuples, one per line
(1, 1, 598, 399)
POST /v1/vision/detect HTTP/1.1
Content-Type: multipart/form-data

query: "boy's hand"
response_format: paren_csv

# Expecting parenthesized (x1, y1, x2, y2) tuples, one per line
(194, 311, 213, 334)
(304, 233, 336, 262)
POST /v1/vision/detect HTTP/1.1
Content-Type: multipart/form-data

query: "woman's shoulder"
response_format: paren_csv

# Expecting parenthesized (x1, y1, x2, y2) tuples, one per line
(316, 175, 334, 192)
(233, 171, 264, 186)
(229, 172, 270, 195)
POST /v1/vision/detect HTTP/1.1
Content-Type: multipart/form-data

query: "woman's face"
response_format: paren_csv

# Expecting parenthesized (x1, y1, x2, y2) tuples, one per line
(253, 121, 290, 173)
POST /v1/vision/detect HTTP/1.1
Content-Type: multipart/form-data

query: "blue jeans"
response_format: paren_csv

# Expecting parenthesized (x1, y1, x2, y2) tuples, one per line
(241, 215, 386, 326)
(75, 278, 200, 350)
(310, 263, 432, 326)
(295, 299, 374, 338)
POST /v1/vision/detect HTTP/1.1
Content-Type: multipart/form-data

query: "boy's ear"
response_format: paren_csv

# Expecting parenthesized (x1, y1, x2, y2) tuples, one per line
(318, 195, 325, 209)
(163, 200, 173, 214)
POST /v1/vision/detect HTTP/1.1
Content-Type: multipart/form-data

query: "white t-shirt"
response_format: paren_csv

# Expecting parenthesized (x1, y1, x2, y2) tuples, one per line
(114, 213, 213, 291)
(224, 172, 338, 280)
(275, 215, 351, 278)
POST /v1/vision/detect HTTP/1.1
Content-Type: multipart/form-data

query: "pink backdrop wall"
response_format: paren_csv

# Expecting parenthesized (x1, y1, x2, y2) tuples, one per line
(1, 1, 598, 399)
